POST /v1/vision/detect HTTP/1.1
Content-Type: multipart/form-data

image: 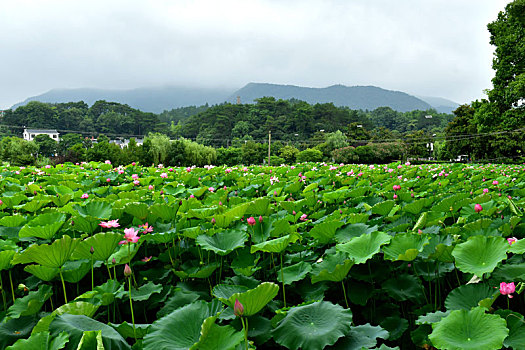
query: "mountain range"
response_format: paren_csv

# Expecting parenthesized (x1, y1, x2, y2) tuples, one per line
(11, 83, 459, 114)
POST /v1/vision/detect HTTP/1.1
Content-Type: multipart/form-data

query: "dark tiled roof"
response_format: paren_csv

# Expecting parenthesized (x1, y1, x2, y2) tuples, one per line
(25, 129, 59, 133)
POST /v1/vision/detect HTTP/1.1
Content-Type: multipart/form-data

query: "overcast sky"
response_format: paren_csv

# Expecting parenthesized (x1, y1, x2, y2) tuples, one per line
(0, 0, 513, 109)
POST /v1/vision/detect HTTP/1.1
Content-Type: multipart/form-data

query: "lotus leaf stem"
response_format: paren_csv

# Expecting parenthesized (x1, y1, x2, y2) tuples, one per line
(341, 280, 349, 309)
(128, 277, 137, 342)
(0, 272, 6, 311)
(280, 253, 286, 308)
(59, 268, 68, 304)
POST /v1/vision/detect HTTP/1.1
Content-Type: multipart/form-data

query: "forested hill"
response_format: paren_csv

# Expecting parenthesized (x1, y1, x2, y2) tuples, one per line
(11, 86, 234, 113)
(229, 83, 434, 112)
(11, 83, 458, 114)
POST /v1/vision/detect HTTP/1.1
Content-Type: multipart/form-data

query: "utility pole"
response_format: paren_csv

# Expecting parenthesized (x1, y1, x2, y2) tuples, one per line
(268, 130, 271, 166)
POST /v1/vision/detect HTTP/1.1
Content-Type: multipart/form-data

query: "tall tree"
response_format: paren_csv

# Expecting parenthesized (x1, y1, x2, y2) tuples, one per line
(475, 0, 525, 131)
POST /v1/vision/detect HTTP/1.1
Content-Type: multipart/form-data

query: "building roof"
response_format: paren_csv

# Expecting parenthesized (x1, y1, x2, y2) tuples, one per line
(24, 129, 59, 134)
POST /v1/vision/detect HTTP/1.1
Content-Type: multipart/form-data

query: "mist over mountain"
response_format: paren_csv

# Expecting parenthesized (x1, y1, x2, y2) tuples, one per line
(11, 83, 458, 114)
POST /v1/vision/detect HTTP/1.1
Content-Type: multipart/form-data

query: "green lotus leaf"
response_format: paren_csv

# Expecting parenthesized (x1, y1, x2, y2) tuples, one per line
(444, 283, 495, 310)
(191, 315, 244, 350)
(383, 274, 424, 302)
(383, 233, 428, 261)
(23, 264, 59, 281)
(509, 239, 525, 254)
(0, 316, 38, 349)
(62, 260, 91, 283)
(495, 310, 525, 349)
(196, 229, 248, 256)
(8, 284, 53, 319)
(76, 330, 103, 350)
(492, 263, 525, 282)
(335, 223, 378, 243)
(0, 215, 26, 227)
(213, 202, 250, 228)
(33, 301, 99, 334)
(143, 300, 223, 350)
(150, 203, 179, 221)
(380, 316, 408, 341)
(157, 289, 201, 318)
(452, 236, 508, 277)
(403, 198, 427, 215)
(74, 202, 112, 219)
(108, 241, 143, 265)
(309, 221, 344, 244)
(109, 322, 151, 339)
(245, 197, 270, 216)
(272, 301, 352, 350)
(213, 282, 278, 316)
(124, 202, 150, 220)
(72, 232, 122, 261)
(336, 231, 391, 264)
(12, 235, 81, 268)
(71, 215, 101, 234)
(372, 200, 395, 216)
(173, 262, 219, 279)
(116, 281, 162, 302)
(416, 310, 451, 325)
(5, 331, 69, 350)
(17, 197, 51, 213)
(0, 250, 15, 271)
(250, 233, 300, 254)
(18, 213, 67, 240)
(212, 284, 249, 299)
(277, 261, 312, 285)
(429, 307, 508, 350)
(49, 314, 130, 350)
(74, 280, 120, 309)
(311, 252, 354, 283)
(331, 323, 389, 349)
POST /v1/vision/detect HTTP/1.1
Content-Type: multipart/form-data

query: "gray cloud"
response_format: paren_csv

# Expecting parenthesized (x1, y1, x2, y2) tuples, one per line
(0, 0, 513, 109)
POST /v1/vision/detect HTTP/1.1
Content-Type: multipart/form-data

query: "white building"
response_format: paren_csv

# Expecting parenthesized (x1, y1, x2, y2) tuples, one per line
(23, 129, 60, 142)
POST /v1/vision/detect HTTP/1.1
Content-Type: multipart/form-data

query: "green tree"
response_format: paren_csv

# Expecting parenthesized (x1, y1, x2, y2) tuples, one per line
(0, 137, 37, 165)
(476, 0, 525, 131)
(34, 134, 57, 157)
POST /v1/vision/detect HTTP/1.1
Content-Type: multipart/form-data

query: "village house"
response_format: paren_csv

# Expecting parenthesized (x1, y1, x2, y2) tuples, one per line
(23, 128, 60, 142)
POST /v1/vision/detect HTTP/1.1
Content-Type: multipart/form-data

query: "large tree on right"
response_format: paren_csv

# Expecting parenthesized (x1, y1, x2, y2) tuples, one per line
(475, 0, 525, 131)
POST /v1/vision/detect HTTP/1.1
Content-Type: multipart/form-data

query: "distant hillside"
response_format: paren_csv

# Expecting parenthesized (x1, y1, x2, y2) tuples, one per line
(416, 96, 459, 114)
(229, 83, 433, 112)
(11, 83, 456, 114)
(11, 86, 234, 113)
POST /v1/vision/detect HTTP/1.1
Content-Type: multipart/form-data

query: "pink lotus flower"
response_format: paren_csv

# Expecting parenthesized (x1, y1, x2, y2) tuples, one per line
(131, 162, 136, 166)
(119, 227, 140, 245)
(209, 187, 215, 192)
(133, 180, 140, 186)
(474, 204, 483, 213)
(493, 180, 499, 185)
(508, 237, 518, 245)
(124, 264, 132, 277)
(393, 185, 401, 191)
(0, 200, 3, 206)
(99, 219, 120, 228)
(140, 222, 153, 233)
(105, 160, 111, 164)
(483, 188, 488, 193)
(190, 194, 195, 199)
(160, 172, 168, 178)
(234, 299, 244, 317)
(148, 185, 154, 190)
(132, 174, 139, 180)
(141, 256, 152, 263)
(300, 214, 307, 221)
(106, 178, 111, 182)
(81, 193, 89, 199)
(393, 194, 398, 199)
(500, 282, 515, 298)
(247, 217, 256, 226)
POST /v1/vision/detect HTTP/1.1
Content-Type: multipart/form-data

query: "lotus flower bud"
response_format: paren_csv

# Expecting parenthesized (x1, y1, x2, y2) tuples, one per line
(474, 204, 483, 213)
(124, 264, 132, 277)
(211, 217, 216, 224)
(259, 216, 263, 223)
(112, 258, 116, 264)
(90, 246, 94, 254)
(247, 217, 256, 226)
(234, 299, 244, 317)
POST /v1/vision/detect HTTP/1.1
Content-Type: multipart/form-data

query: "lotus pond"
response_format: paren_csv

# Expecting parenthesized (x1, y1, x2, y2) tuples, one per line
(0, 161, 524, 349)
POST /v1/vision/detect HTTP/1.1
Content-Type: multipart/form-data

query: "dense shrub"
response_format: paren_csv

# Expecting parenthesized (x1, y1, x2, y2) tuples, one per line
(297, 148, 323, 162)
